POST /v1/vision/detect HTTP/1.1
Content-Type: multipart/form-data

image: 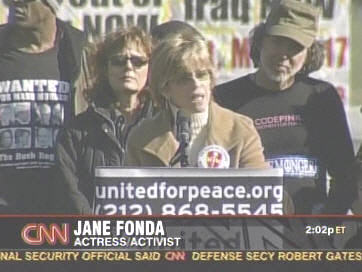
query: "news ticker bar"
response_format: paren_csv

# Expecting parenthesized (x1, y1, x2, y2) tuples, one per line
(0, 216, 361, 251)
(0, 250, 361, 263)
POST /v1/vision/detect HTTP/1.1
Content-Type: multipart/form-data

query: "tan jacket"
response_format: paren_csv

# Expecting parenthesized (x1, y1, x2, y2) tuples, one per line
(126, 102, 268, 168)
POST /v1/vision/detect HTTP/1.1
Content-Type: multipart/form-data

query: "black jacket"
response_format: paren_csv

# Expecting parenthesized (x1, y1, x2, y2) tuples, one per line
(54, 100, 152, 214)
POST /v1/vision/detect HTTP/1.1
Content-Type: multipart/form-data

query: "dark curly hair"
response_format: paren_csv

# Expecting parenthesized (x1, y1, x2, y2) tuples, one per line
(84, 26, 152, 106)
(249, 23, 325, 75)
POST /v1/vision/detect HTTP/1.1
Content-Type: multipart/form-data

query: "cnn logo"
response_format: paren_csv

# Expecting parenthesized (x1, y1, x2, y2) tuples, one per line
(21, 223, 70, 245)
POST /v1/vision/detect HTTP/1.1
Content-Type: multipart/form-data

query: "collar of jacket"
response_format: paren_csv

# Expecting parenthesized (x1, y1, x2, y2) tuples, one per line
(143, 102, 241, 165)
(92, 89, 153, 121)
(88, 103, 113, 121)
(87, 104, 119, 144)
(89, 98, 152, 126)
(88, 101, 152, 150)
(88, 103, 126, 136)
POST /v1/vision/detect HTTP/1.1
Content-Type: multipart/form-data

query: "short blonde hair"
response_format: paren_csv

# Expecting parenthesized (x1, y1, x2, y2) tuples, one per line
(150, 35, 214, 107)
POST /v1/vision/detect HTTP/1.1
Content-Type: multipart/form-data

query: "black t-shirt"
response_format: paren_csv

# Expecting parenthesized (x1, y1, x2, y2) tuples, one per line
(215, 74, 355, 213)
(0, 45, 72, 213)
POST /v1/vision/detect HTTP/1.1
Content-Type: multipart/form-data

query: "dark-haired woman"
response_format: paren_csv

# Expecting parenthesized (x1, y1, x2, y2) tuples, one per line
(215, 0, 360, 214)
(54, 27, 152, 213)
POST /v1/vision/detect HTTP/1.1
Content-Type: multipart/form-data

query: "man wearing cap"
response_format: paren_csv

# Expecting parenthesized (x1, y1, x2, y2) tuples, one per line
(215, 0, 361, 214)
(0, 0, 86, 213)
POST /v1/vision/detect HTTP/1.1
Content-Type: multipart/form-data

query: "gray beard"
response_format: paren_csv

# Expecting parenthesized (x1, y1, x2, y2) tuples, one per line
(264, 69, 289, 83)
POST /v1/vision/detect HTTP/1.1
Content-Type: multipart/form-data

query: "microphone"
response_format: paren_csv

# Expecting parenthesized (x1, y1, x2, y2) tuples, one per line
(176, 111, 190, 145)
(176, 111, 190, 167)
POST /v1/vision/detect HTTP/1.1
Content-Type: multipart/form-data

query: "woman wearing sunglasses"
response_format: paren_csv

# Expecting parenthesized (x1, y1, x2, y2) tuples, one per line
(53, 27, 152, 213)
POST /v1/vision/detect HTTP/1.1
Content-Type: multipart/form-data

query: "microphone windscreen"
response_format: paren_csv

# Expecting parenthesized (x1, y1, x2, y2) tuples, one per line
(176, 111, 190, 143)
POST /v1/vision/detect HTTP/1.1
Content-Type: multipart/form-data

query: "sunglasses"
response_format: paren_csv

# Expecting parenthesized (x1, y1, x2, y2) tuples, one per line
(109, 55, 148, 68)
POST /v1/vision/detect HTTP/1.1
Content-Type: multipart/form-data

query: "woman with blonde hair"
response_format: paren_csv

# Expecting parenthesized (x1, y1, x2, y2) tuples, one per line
(126, 35, 267, 170)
